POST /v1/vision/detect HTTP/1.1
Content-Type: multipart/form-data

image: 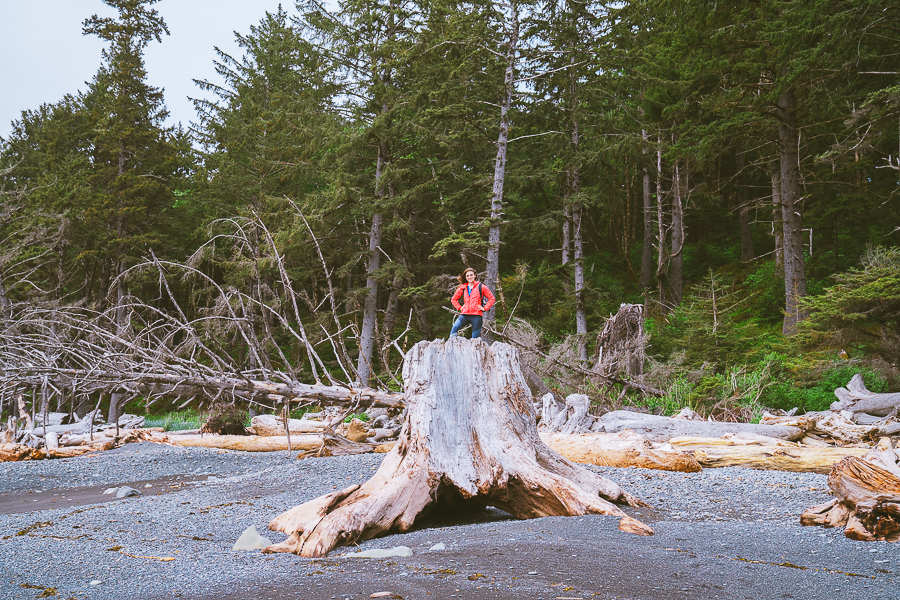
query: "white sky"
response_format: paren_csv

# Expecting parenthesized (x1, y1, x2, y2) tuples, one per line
(0, 0, 297, 140)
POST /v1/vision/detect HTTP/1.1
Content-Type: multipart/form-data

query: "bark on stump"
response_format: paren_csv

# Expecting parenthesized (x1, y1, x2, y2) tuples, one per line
(264, 338, 652, 557)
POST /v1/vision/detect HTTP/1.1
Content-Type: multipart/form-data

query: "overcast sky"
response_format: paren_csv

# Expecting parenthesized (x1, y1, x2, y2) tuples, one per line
(0, 0, 297, 141)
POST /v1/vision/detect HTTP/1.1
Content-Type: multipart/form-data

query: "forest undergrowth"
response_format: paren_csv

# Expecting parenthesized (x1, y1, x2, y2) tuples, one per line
(508, 246, 900, 423)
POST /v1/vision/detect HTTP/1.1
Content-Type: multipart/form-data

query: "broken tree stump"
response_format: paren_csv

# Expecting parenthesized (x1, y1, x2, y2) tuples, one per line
(264, 338, 652, 557)
(593, 303, 646, 380)
(801, 437, 900, 541)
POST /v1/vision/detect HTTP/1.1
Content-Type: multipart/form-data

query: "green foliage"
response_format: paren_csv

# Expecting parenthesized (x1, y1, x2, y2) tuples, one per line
(800, 246, 900, 357)
(144, 410, 204, 432)
(343, 412, 370, 423)
(759, 356, 889, 414)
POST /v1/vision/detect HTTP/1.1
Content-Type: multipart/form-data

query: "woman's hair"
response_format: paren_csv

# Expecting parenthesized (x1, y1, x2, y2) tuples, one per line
(457, 267, 477, 284)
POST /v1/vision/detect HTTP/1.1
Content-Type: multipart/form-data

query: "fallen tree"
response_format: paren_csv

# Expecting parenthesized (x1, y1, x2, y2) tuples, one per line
(670, 435, 869, 473)
(801, 437, 900, 541)
(583, 410, 804, 443)
(263, 338, 653, 557)
(539, 430, 701, 472)
(830, 374, 900, 422)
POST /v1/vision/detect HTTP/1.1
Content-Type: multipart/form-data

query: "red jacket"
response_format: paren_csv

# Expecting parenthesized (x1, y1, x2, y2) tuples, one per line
(451, 281, 496, 315)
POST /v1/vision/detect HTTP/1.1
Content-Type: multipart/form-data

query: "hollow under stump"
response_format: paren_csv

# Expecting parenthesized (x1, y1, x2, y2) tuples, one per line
(263, 337, 652, 558)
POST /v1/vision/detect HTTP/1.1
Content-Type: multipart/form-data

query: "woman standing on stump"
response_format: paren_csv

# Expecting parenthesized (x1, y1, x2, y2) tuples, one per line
(450, 267, 496, 339)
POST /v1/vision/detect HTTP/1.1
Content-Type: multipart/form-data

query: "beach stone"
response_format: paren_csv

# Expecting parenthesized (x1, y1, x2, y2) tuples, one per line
(116, 486, 142, 498)
(232, 525, 271, 551)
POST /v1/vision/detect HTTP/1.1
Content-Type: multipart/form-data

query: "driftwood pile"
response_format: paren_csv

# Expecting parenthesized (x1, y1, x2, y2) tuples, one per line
(802, 437, 900, 542)
(1, 406, 150, 461)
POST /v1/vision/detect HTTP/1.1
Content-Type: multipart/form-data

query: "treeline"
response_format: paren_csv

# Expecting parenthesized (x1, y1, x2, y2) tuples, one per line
(1, 0, 898, 401)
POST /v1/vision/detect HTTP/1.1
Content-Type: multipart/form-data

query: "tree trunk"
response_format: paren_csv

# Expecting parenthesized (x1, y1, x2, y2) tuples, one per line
(736, 147, 754, 261)
(263, 338, 652, 557)
(485, 1, 519, 331)
(670, 159, 685, 306)
(640, 130, 654, 290)
(573, 200, 587, 360)
(771, 167, 784, 268)
(357, 207, 383, 385)
(778, 88, 807, 335)
(655, 138, 668, 310)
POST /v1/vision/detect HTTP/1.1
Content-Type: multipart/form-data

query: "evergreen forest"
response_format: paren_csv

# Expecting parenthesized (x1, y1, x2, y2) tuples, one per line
(1, 0, 899, 423)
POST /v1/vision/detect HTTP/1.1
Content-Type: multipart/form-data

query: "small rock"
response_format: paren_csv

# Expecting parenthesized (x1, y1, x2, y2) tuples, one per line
(116, 486, 142, 498)
(428, 543, 446, 551)
(370, 593, 394, 598)
(144, 483, 153, 488)
(232, 525, 271, 551)
(528, 571, 538, 575)
(347, 546, 412, 558)
(90, 580, 102, 586)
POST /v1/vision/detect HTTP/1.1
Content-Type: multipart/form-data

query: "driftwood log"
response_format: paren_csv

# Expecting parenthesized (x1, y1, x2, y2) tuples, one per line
(539, 431, 701, 472)
(250, 415, 325, 436)
(761, 410, 900, 446)
(801, 437, 900, 541)
(670, 435, 869, 474)
(263, 338, 652, 557)
(830, 374, 900, 421)
(591, 410, 804, 443)
(10, 369, 405, 410)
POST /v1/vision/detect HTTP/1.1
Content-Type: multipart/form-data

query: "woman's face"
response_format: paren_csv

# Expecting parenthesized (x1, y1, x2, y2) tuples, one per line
(466, 270, 476, 283)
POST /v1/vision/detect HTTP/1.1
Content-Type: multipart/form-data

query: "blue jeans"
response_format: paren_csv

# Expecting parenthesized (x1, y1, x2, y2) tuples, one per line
(450, 314, 483, 338)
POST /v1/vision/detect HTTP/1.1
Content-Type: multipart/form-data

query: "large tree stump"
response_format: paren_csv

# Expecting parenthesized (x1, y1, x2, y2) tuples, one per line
(264, 338, 651, 557)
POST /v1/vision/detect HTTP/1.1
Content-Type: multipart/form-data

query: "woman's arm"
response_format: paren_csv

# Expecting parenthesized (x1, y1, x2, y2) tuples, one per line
(481, 285, 496, 312)
(451, 285, 464, 310)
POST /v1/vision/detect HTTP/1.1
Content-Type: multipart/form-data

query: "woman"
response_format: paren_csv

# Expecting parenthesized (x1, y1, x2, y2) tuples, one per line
(450, 267, 496, 339)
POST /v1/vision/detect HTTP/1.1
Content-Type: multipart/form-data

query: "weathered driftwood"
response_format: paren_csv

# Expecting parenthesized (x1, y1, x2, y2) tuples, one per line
(0, 442, 45, 462)
(250, 415, 325, 436)
(592, 410, 804, 443)
(830, 374, 900, 420)
(0, 429, 153, 462)
(11, 368, 405, 410)
(297, 429, 378, 458)
(539, 431, 701, 472)
(540, 393, 594, 434)
(760, 410, 899, 446)
(263, 338, 652, 557)
(801, 438, 900, 541)
(670, 436, 869, 474)
(167, 434, 324, 452)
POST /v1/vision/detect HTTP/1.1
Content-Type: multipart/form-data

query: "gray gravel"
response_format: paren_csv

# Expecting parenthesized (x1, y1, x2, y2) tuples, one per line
(1, 442, 897, 600)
